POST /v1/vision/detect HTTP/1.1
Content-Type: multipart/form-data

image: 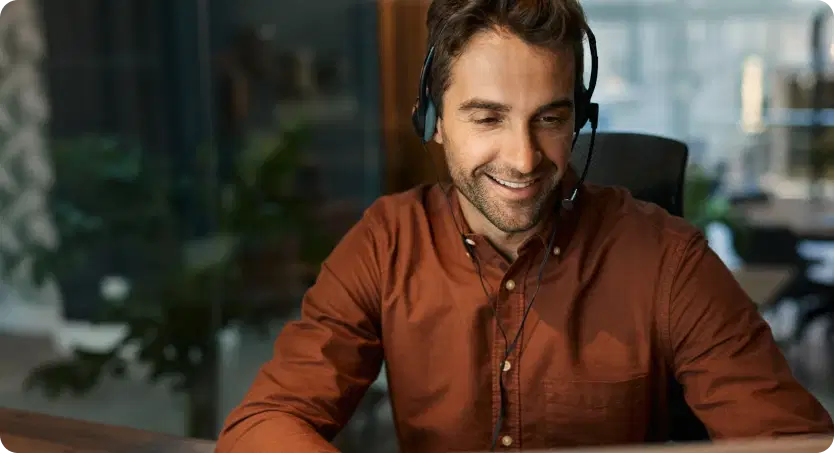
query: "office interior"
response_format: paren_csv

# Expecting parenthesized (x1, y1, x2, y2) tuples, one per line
(0, 0, 833, 451)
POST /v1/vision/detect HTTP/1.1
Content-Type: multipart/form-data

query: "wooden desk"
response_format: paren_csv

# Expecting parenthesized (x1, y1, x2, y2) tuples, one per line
(549, 437, 834, 452)
(2, 406, 831, 453)
(0, 407, 215, 453)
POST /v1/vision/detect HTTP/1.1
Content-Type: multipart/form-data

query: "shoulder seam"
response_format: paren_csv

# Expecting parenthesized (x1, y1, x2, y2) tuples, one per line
(361, 200, 391, 310)
(660, 230, 702, 368)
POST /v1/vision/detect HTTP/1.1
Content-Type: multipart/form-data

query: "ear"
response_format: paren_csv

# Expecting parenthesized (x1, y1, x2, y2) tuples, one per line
(433, 118, 444, 145)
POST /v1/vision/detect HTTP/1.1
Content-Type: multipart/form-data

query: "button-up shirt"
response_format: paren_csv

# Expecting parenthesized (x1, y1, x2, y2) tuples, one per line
(217, 172, 833, 452)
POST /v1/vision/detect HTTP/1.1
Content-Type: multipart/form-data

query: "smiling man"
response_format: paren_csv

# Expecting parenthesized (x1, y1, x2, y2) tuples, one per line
(216, 0, 833, 452)
(436, 24, 577, 259)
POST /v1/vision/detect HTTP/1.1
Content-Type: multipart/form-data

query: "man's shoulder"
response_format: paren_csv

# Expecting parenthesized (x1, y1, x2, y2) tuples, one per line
(322, 185, 444, 276)
(582, 183, 702, 254)
(362, 183, 445, 227)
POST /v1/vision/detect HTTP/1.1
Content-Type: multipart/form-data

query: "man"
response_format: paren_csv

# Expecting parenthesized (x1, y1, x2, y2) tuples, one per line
(216, 0, 834, 451)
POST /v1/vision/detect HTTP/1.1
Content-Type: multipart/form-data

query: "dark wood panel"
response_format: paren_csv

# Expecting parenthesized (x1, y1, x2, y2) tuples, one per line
(377, 0, 448, 194)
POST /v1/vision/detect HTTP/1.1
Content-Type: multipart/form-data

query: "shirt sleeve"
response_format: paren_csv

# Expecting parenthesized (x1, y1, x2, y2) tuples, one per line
(668, 233, 834, 439)
(216, 211, 386, 453)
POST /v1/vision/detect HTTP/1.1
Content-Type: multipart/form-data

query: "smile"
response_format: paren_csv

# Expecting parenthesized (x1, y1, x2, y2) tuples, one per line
(487, 175, 537, 189)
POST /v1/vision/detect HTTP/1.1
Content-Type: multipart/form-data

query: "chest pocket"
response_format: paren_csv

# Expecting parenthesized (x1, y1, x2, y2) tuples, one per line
(544, 374, 650, 446)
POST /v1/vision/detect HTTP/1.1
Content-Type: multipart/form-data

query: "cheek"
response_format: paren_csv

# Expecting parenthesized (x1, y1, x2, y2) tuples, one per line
(540, 133, 575, 169)
(446, 136, 497, 173)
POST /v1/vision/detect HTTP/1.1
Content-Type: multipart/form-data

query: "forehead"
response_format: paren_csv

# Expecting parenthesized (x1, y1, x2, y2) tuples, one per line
(445, 29, 575, 108)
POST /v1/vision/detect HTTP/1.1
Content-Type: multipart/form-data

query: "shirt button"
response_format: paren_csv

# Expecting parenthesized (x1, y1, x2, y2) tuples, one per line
(502, 360, 511, 372)
(553, 246, 561, 256)
(501, 435, 513, 447)
(465, 238, 476, 246)
(504, 280, 516, 291)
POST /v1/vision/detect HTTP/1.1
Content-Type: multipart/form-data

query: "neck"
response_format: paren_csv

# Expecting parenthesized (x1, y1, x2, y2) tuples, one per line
(455, 190, 554, 261)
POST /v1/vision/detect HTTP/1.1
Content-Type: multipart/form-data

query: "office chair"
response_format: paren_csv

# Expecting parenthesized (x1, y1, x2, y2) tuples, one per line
(573, 132, 710, 443)
(572, 132, 688, 217)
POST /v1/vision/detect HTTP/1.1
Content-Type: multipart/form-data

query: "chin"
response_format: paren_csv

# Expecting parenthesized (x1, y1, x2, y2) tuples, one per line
(496, 220, 539, 234)
(486, 205, 542, 233)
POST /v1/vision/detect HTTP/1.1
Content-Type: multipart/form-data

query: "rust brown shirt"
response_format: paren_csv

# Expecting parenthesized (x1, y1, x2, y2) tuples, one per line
(217, 174, 833, 453)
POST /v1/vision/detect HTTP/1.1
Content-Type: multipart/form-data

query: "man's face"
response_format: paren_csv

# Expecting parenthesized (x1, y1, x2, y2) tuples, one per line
(435, 29, 576, 233)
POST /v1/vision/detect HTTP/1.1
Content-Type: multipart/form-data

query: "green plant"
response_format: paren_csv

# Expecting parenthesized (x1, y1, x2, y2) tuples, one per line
(54, 136, 175, 303)
(683, 164, 749, 255)
(1, 136, 175, 311)
(22, 123, 333, 438)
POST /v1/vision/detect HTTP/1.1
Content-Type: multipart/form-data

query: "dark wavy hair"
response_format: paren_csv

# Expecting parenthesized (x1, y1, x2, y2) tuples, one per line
(425, 0, 589, 116)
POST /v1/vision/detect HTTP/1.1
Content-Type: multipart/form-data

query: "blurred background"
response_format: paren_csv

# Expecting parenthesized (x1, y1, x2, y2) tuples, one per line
(1, 0, 834, 451)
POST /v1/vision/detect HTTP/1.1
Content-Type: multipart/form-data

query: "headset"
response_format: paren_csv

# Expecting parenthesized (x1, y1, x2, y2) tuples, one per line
(410, 18, 601, 452)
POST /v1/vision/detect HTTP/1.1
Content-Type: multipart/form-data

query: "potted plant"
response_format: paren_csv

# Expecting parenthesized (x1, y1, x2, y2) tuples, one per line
(22, 122, 333, 439)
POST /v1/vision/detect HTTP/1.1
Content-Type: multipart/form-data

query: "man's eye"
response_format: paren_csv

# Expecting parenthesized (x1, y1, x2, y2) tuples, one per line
(539, 116, 565, 124)
(474, 117, 499, 124)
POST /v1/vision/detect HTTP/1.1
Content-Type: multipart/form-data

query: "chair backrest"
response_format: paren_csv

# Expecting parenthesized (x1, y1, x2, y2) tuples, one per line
(571, 132, 689, 217)
(572, 132, 709, 442)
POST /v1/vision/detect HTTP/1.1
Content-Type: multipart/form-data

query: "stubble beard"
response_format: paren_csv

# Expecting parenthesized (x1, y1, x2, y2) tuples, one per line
(451, 166, 561, 234)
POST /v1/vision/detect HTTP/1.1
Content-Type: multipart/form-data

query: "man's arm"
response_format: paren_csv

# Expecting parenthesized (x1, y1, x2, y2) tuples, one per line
(216, 212, 386, 452)
(668, 233, 833, 438)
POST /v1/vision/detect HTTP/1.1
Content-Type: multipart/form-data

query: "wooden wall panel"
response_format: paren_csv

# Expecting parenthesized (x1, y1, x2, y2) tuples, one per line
(377, 0, 449, 194)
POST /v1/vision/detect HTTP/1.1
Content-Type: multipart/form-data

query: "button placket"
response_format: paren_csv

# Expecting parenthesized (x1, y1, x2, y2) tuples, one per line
(494, 281, 521, 450)
(510, 257, 540, 449)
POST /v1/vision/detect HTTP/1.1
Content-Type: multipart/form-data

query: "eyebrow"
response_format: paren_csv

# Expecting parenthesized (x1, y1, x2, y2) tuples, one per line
(458, 98, 510, 113)
(534, 99, 574, 116)
(457, 97, 574, 115)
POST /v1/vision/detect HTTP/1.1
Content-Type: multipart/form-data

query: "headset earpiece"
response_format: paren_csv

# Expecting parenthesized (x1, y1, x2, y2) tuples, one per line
(413, 46, 437, 144)
(423, 100, 438, 143)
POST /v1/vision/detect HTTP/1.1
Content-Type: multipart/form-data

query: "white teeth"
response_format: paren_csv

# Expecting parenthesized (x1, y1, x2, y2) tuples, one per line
(492, 176, 534, 189)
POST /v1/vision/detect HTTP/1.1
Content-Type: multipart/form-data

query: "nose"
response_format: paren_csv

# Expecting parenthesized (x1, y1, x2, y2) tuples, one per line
(504, 124, 542, 175)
